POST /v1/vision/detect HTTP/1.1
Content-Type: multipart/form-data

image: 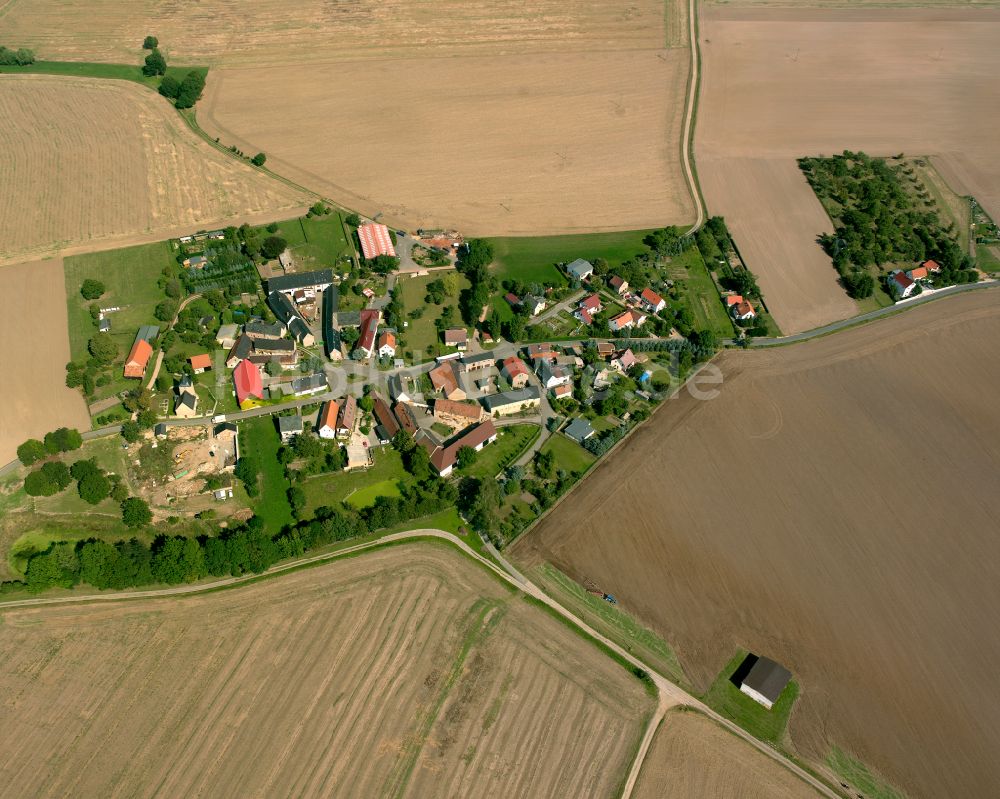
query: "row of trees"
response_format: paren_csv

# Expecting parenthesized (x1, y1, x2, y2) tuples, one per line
(0, 46, 35, 65)
(142, 36, 206, 109)
(17, 428, 83, 466)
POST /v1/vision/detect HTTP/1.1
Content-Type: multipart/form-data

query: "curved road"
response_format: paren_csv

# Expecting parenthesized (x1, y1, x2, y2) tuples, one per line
(0, 528, 837, 798)
(681, 0, 705, 235)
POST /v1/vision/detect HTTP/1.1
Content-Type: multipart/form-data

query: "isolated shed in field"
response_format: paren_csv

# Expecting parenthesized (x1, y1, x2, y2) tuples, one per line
(737, 654, 791, 709)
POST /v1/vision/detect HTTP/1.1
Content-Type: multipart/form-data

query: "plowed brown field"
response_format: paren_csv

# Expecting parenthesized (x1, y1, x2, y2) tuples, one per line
(0, 259, 89, 464)
(0, 76, 310, 265)
(696, 6, 1000, 334)
(634, 710, 819, 799)
(516, 289, 1000, 798)
(0, 543, 652, 797)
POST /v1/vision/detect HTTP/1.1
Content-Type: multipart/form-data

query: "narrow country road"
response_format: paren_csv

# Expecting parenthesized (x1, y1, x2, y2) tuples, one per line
(0, 528, 838, 798)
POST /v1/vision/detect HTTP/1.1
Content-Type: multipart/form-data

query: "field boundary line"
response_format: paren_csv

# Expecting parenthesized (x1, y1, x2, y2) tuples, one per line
(681, 0, 706, 235)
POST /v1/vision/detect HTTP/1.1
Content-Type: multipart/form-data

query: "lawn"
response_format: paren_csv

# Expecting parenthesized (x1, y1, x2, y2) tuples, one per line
(540, 432, 596, 477)
(64, 240, 176, 399)
(269, 212, 353, 271)
(701, 650, 800, 746)
(668, 246, 735, 339)
(460, 425, 539, 479)
(0, 61, 208, 93)
(300, 448, 411, 516)
(487, 230, 654, 285)
(239, 417, 294, 534)
(397, 272, 470, 358)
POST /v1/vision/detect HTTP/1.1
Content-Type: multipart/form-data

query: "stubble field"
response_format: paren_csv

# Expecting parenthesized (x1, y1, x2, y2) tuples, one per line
(0, 543, 652, 797)
(0, 76, 311, 266)
(696, 6, 1000, 334)
(0, 259, 90, 464)
(634, 710, 819, 799)
(516, 289, 1000, 798)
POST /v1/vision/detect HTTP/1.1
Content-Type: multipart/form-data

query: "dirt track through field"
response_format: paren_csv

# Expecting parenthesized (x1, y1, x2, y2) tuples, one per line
(634, 710, 819, 799)
(517, 290, 1000, 798)
(696, 6, 1000, 334)
(0, 543, 651, 798)
(0, 75, 311, 265)
(0, 259, 89, 464)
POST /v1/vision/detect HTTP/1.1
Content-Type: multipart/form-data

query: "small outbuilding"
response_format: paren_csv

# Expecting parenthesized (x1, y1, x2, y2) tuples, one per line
(736, 654, 792, 710)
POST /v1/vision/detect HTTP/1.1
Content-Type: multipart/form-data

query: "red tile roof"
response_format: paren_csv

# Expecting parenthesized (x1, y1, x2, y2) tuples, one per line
(443, 328, 468, 345)
(908, 266, 928, 280)
(378, 331, 396, 349)
(189, 353, 212, 370)
(357, 223, 396, 260)
(725, 294, 744, 307)
(233, 359, 263, 406)
(640, 287, 664, 307)
(734, 300, 756, 318)
(428, 420, 498, 474)
(435, 398, 482, 421)
(371, 392, 399, 437)
(922, 259, 941, 272)
(892, 271, 914, 290)
(338, 394, 357, 431)
(502, 356, 530, 379)
(430, 362, 460, 395)
(124, 339, 153, 378)
(318, 400, 339, 432)
(356, 309, 379, 354)
(579, 294, 601, 311)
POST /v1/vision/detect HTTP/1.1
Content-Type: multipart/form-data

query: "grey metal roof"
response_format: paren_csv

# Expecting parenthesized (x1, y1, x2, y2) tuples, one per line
(245, 320, 284, 337)
(288, 317, 311, 342)
(135, 325, 160, 344)
(460, 351, 494, 366)
(741, 656, 792, 703)
(566, 258, 594, 277)
(291, 373, 328, 393)
(563, 418, 595, 443)
(267, 290, 300, 325)
(481, 386, 541, 412)
(337, 311, 361, 328)
(277, 415, 304, 433)
(266, 269, 333, 294)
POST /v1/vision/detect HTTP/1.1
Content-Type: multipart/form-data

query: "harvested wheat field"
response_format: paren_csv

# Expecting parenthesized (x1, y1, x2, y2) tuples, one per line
(634, 710, 819, 799)
(516, 289, 1000, 798)
(0, 75, 310, 265)
(201, 48, 692, 235)
(0, 542, 651, 797)
(696, 6, 1000, 334)
(0, 259, 89, 464)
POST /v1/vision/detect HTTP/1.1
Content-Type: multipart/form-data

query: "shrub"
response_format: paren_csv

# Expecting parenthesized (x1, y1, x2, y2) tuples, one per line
(174, 70, 205, 109)
(251, 152, 267, 167)
(142, 49, 166, 77)
(0, 46, 35, 66)
(78, 471, 112, 505)
(121, 497, 152, 528)
(261, 235, 286, 259)
(142, 35, 159, 49)
(17, 439, 46, 466)
(80, 278, 105, 299)
(44, 427, 83, 454)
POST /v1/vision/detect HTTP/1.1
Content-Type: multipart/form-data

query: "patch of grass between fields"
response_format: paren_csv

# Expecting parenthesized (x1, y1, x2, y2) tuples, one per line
(827, 747, 905, 799)
(701, 650, 799, 746)
(0, 61, 208, 93)
(239, 417, 294, 534)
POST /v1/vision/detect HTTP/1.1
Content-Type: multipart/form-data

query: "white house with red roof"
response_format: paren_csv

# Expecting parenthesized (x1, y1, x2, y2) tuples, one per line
(609, 309, 646, 332)
(639, 287, 666, 314)
(357, 223, 396, 260)
(889, 270, 917, 299)
(611, 348, 637, 373)
(609, 275, 629, 295)
(378, 331, 396, 359)
(355, 308, 380, 358)
(731, 299, 757, 321)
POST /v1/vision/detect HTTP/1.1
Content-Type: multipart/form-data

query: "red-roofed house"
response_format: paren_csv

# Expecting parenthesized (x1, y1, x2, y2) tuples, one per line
(429, 362, 466, 401)
(424, 420, 499, 477)
(189, 353, 212, 374)
(124, 339, 153, 379)
(233, 360, 263, 409)
(357, 223, 396, 260)
(577, 308, 593, 326)
(889, 270, 916, 299)
(639, 287, 666, 313)
(907, 265, 929, 281)
(579, 294, 602, 314)
(609, 310, 646, 332)
(378, 331, 396, 358)
(922, 259, 941, 273)
(318, 400, 340, 439)
(609, 275, 629, 295)
(502, 356, 531, 389)
(725, 294, 744, 308)
(337, 394, 357, 438)
(731, 300, 757, 321)
(611, 348, 637, 373)
(355, 309, 380, 358)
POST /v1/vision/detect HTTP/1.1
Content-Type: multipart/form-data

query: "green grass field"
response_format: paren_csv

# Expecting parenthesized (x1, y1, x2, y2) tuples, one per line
(701, 650, 799, 746)
(0, 61, 208, 92)
(827, 747, 905, 799)
(239, 417, 294, 534)
(301, 448, 411, 516)
(487, 230, 654, 285)
(540, 432, 596, 477)
(669, 247, 735, 339)
(64, 240, 176, 399)
(460, 425, 539, 479)
(398, 273, 470, 357)
(270, 212, 352, 271)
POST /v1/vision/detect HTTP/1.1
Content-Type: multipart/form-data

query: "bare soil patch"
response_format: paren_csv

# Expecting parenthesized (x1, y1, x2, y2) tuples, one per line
(0, 76, 311, 265)
(0, 259, 89, 464)
(516, 289, 1000, 798)
(696, 6, 1000, 333)
(201, 48, 693, 236)
(0, 543, 651, 797)
(634, 710, 820, 799)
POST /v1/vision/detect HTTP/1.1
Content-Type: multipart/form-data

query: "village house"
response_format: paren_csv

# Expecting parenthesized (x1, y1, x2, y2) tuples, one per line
(566, 258, 594, 282)
(266, 269, 333, 297)
(393, 402, 419, 436)
(337, 394, 357, 438)
(611, 348, 637, 373)
(216, 323, 239, 349)
(378, 331, 396, 359)
(459, 352, 494, 374)
(443, 328, 468, 351)
(357, 222, 397, 260)
(737, 655, 792, 710)
(371, 391, 400, 443)
(907, 265, 930, 281)
(889, 270, 917, 299)
(277, 415, 304, 443)
(318, 400, 340, 439)
(595, 341, 615, 359)
(578, 293, 602, 317)
(291, 373, 328, 397)
(639, 287, 666, 314)
(429, 361, 466, 401)
(288, 317, 315, 347)
(551, 383, 573, 400)
(422, 420, 498, 477)
(564, 417, 596, 444)
(189, 353, 212, 374)
(609, 275, 629, 295)
(124, 338, 153, 379)
(609, 309, 646, 332)
(538, 360, 570, 390)
(526, 342, 558, 362)
(434, 398, 485, 428)
(244, 320, 286, 339)
(922, 259, 942, 274)
(354, 308, 380, 359)
(174, 375, 199, 418)
(233, 359, 264, 409)
(183, 255, 208, 269)
(523, 295, 546, 316)
(501, 356, 531, 389)
(481, 386, 541, 417)
(505, 292, 521, 308)
(731, 299, 757, 322)
(388, 374, 413, 404)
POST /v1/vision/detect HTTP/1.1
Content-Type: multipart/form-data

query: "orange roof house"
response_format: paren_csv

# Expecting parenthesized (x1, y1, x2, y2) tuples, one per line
(233, 359, 264, 408)
(907, 265, 929, 280)
(189, 353, 212, 373)
(725, 294, 744, 307)
(124, 339, 153, 379)
(429, 362, 465, 401)
(922, 259, 941, 273)
(357, 223, 396, 260)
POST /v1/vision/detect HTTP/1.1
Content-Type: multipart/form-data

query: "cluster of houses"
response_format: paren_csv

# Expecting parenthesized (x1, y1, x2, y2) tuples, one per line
(889, 259, 942, 299)
(559, 259, 670, 334)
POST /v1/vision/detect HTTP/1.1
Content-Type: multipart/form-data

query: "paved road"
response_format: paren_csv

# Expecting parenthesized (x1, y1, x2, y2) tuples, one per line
(533, 289, 585, 324)
(0, 529, 838, 798)
(735, 280, 999, 348)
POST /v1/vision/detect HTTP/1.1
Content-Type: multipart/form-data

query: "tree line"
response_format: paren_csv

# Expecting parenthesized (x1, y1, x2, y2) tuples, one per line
(140, 35, 206, 109)
(0, 46, 35, 66)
